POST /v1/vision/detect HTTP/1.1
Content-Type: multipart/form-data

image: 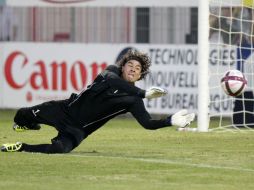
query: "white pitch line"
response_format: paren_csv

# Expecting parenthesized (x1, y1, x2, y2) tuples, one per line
(59, 153, 254, 173)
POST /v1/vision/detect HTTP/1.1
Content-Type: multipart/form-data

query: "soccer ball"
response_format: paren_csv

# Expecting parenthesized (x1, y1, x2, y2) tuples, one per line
(221, 70, 247, 97)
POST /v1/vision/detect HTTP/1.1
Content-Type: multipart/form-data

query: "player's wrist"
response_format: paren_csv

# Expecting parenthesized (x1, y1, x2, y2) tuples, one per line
(165, 115, 173, 126)
(139, 89, 146, 98)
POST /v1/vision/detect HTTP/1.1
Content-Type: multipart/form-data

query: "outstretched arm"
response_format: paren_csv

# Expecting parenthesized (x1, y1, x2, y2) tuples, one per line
(129, 99, 195, 130)
(129, 99, 171, 130)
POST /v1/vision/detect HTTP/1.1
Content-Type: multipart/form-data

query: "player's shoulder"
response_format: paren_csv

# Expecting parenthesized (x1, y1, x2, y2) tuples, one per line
(105, 64, 121, 74)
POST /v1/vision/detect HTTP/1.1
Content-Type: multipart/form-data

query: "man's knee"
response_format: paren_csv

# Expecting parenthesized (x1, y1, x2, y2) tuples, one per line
(48, 138, 74, 154)
(14, 108, 29, 126)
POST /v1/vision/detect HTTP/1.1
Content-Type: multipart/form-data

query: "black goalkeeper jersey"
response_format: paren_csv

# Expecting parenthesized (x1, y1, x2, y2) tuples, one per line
(66, 65, 171, 137)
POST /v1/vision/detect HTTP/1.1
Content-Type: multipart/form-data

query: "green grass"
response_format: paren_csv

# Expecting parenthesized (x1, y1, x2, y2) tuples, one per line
(0, 109, 254, 190)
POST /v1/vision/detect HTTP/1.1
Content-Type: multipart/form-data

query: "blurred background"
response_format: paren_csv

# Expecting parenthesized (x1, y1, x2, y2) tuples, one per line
(0, 4, 198, 44)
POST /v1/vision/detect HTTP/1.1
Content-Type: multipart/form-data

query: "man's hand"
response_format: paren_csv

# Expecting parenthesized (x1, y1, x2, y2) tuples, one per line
(171, 109, 195, 128)
(145, 87, 168, 99)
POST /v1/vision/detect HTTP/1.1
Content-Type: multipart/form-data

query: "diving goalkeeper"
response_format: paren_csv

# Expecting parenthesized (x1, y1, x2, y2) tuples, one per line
(1, 50, 195, 153)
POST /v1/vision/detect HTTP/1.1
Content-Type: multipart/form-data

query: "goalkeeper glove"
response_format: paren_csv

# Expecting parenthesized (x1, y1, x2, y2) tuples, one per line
(170, 109, 195, 128)
(145, 86, 168, 99)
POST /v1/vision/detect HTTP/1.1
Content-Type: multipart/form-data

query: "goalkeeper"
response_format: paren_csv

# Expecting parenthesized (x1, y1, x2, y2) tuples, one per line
(1, 50, 195, 153)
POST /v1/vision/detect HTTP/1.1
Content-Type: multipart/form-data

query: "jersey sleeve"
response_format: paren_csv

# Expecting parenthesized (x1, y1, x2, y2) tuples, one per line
(101, 65, 146, 98)
(129, 98, 172, 130)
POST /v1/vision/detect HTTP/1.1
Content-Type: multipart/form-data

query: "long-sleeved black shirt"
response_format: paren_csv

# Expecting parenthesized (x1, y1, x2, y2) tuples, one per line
(67, 65, 171, 136)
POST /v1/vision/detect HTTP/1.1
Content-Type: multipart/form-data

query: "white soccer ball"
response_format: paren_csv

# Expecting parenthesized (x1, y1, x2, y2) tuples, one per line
(221, 70, 247, 97)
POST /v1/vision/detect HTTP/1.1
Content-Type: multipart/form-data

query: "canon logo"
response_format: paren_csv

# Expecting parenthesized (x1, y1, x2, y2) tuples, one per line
(41, 0, 93, 4)
(4, 51, 107, 92)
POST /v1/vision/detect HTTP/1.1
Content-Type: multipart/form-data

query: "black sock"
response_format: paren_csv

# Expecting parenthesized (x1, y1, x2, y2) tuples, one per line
(22, 143, 52, 153)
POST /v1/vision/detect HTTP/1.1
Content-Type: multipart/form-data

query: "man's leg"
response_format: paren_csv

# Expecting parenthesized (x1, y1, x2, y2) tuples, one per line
(1, 133, 76, 154)
(13, 100, 67, 131)
(13, 108, 41, 131)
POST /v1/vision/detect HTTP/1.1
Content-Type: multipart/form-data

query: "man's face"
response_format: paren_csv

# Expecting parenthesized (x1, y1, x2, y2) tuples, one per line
(121, 60, 142, 83)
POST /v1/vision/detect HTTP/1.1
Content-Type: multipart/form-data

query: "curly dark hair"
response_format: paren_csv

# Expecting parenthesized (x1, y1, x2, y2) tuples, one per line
(117, 49, 151, 80)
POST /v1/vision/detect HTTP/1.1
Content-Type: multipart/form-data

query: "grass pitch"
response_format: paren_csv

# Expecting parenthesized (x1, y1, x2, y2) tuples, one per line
(0, 110, 254, 190)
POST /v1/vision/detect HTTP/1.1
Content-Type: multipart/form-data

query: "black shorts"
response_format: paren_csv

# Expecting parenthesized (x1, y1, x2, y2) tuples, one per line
(14, 99, 86, 147)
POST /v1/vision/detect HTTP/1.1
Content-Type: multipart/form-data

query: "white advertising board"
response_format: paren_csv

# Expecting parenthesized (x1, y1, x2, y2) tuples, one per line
(139, 45, 198, 114)
(2, 43, 117, 108)
(0, 43, 236, 115)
